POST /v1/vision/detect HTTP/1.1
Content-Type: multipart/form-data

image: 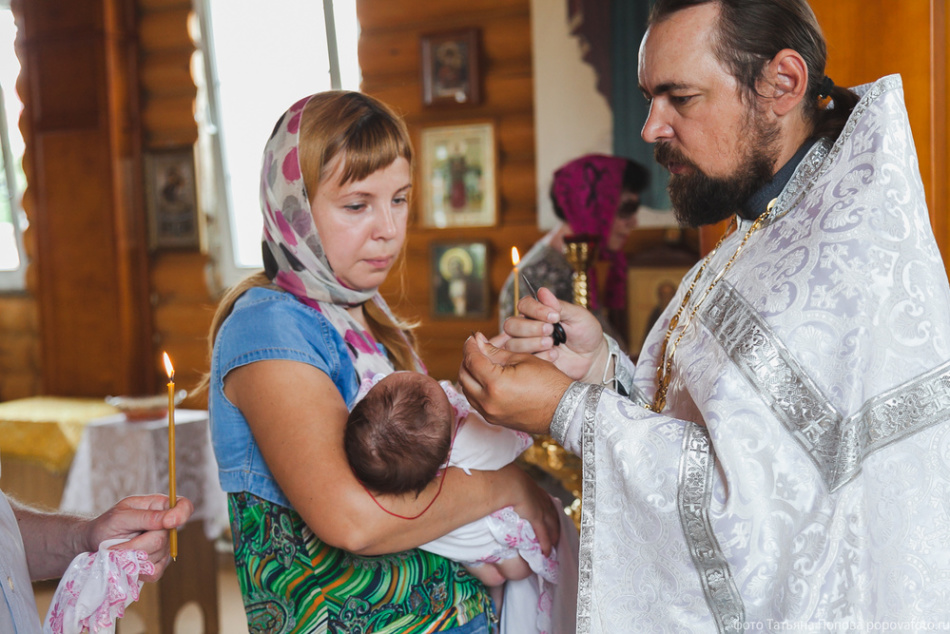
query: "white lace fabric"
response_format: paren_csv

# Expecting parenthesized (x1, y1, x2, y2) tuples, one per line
(42, 539, 154, 634)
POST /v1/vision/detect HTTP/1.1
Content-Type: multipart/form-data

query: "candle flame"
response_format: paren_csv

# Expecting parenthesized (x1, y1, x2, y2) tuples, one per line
(511, 247, 520, 266)
(162, 351, 175, 380)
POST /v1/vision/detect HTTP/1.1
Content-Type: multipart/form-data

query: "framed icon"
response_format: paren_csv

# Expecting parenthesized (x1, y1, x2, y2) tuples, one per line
(420, 28, 481, 106)
(420, 122, 496, 229)
(627, 266, 692, 357)
(144, 148, 200, 251)
(431, 241, 490, 319)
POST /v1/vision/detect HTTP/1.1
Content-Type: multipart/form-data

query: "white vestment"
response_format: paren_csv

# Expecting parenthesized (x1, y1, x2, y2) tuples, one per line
(552, 75, 950, 633)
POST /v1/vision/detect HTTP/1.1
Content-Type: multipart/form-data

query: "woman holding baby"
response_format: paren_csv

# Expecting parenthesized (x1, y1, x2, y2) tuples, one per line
(206, 91, 561, 633)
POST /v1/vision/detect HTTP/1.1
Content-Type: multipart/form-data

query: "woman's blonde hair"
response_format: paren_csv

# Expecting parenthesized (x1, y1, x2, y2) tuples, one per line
(196, 91, 419, 395)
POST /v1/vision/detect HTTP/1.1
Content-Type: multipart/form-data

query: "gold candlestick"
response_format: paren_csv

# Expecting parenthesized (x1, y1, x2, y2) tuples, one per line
(563, 235, 598, 309)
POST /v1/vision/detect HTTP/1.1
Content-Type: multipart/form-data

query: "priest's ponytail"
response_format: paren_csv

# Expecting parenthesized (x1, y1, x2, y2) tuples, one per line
(810, 81, 860, 142)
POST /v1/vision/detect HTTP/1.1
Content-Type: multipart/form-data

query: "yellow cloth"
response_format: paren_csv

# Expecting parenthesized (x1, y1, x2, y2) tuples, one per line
(0, 397, 119, 472)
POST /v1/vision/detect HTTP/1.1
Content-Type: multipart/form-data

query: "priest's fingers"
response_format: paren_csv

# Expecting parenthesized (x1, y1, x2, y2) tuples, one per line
(506, 288, 577, 358)
(459, 333, 512, 401)
(473, 331, 517, 364)
(525, 285, 562, 315)
(544, 289, 604, 357)
(486, 330, 511, 350)
(460, 334, 530, 430)
(508, 293, 560, 331)
(516, 287, 609, 380)
(460, 333, 570, 434)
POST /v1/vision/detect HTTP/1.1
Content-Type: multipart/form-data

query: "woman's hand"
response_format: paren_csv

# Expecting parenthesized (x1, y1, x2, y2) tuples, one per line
(459, 333, 573, 435)
(497, 463, 561, 556)
(501, 286, 607, 381)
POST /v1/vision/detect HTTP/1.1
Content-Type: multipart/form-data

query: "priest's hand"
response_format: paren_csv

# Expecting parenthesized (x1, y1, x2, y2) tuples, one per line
(499, 286, 607, 381)
(459, 332, 573, 434)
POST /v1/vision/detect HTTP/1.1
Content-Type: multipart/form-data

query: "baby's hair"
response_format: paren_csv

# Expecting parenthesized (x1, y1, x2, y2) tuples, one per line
(345, 378, 452, 497)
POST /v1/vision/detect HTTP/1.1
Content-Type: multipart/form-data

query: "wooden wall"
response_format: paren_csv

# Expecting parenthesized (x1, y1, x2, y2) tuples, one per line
(358, 0, 542, 380)
(0, 0, 212, 405)
(12, 0, 155, 399)
(810, 0, 949, 272)
(357, 0, 684, 379)
(0, 0, 946, 401)
(0, 294, 40, 400)
(139, 0, 213, 406)
(0, 6, 39, 401)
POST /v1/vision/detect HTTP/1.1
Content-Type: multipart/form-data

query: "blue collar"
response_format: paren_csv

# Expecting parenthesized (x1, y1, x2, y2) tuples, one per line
(740, 141, 816, 220)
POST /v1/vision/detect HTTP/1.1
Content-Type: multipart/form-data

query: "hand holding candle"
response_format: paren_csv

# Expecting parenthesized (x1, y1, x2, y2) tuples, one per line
(511, 247, 520, 317)
(162, 351, 178, 561)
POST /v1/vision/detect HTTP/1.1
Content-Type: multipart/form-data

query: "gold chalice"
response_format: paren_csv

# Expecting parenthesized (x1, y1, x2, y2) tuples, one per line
(563, 234, 599, 310)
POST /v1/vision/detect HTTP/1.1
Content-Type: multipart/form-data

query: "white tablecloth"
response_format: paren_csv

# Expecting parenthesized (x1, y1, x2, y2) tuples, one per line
(60, 409, 228, 540)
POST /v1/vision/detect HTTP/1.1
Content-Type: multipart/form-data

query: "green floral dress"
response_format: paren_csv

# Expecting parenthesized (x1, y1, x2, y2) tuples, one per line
(229, 492, 491, 634)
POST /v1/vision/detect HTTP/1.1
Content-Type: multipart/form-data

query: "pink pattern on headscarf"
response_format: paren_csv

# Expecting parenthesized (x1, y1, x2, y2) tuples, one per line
(275, 271, 306, 297)
(345, 329, 378, 355)
(274, 212, 298, 246)
(550, 154, 630, 310)
(287, 111, 303, 134)
(296, 295, 323, 313)
(282, 147, 301, 182)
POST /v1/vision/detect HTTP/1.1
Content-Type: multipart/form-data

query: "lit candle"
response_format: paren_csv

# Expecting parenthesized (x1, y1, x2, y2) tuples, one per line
(511, 247, 521, 317)
(162, 351, 177, 561)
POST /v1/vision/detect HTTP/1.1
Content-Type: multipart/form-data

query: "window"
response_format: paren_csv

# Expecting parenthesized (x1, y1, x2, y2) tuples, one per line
(0, 2, 26, 291)
(193, 0, 360, 289)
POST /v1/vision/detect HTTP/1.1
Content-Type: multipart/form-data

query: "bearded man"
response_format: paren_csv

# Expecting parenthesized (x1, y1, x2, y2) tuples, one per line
(459, 0, 950, 632)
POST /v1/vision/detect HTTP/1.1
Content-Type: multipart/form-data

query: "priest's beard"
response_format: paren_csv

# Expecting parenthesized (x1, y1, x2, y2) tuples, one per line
(656, 110, 780, 228)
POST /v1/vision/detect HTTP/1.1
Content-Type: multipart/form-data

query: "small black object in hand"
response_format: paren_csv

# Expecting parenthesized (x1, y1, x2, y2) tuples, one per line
(521, 274, 567, 346)
(552, 322, 567, 346)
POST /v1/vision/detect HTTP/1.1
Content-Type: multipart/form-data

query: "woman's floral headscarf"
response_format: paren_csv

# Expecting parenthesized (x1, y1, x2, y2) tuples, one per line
(550, 154, 630, 311)
(259, 94, 421, 386)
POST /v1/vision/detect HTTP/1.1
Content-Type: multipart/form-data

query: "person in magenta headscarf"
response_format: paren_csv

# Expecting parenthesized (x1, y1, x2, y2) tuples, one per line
(498, 154, 650, 350)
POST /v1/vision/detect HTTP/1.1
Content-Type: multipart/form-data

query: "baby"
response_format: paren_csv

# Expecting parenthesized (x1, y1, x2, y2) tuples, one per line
(345, 371, 577, 634)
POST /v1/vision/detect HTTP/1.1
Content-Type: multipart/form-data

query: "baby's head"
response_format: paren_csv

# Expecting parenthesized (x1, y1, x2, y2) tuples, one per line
(345, 372, 454, 497)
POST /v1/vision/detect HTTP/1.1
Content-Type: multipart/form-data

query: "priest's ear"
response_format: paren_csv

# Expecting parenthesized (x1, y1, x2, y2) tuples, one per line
(759, 48, 808, 117)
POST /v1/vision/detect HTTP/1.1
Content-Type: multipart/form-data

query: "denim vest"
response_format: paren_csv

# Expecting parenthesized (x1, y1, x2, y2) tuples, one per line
(209, 287, 360, 507)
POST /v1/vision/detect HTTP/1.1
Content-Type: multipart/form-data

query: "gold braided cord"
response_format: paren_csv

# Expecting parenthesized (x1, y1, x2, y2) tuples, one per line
(649, 199, 777, 412)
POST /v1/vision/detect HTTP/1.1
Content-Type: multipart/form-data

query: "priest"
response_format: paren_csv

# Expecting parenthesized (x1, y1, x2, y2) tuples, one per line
(460, 0, 950, 631)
